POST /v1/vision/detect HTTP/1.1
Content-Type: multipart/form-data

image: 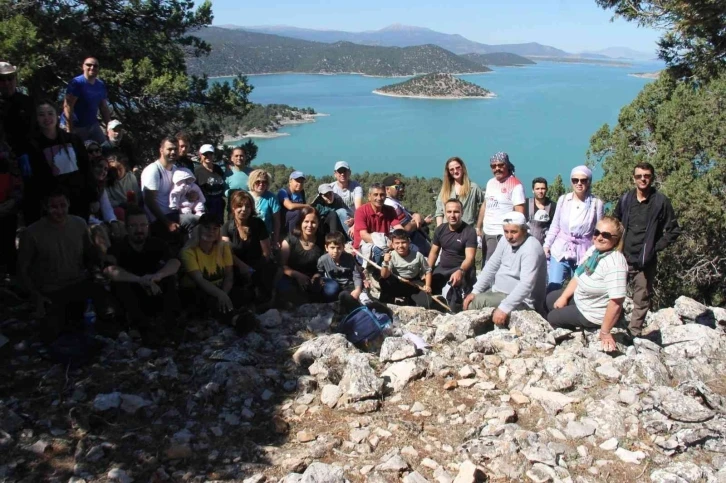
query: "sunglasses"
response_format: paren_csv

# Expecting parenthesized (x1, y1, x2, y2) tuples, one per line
(336, 169, 349, 174)
(254, 180, 268, 185)
(593, 229, 616, 240)
(490, 163, 506, 169)
(571, 178, 589, 185)
(388, 184, 404, 190)
(84, 63, 99, 68)
(634, 174, 652, 180)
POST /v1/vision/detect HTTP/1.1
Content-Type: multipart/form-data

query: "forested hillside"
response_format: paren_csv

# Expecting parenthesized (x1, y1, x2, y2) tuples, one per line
(461, 52, 536, 66)
(375, 73, 492, 98)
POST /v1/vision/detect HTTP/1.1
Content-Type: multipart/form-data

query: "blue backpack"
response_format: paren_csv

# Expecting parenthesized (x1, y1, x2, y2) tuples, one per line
(339, 305, 392, 346)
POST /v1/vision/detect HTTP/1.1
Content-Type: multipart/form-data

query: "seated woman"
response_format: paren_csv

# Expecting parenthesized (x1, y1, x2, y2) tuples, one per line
(88, 156, 124, 239)
(248, 169, 281, 249)
(106, 152, 141, 221)
(221, 190, 277, 305)
(279, 206, 324, 305)
(545, 216, 627, 352)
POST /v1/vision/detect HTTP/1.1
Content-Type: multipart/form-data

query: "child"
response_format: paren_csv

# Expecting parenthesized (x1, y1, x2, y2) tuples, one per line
(248, 169, 281, 248)
(380, 229, 436, 308)
(169, 168, 205, 216)
(311, 184, 348, 236)
(317, 232, 363, 302)
(278, 170, 308, 236)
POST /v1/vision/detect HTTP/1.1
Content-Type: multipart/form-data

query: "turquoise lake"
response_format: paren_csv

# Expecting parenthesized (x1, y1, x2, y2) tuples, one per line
(220, 62, 661, 187)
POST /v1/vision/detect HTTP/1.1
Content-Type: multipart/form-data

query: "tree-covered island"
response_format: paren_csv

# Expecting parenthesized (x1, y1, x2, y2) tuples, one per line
(373, 73, 495, 99)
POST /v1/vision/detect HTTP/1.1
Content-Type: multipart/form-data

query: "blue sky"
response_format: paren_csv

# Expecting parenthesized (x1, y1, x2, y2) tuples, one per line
(207, 0, 662, 53)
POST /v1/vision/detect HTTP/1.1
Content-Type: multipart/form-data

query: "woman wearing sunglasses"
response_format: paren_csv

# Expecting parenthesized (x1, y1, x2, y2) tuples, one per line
(542, 165, 604, 292)
(545, 216, 627, 352)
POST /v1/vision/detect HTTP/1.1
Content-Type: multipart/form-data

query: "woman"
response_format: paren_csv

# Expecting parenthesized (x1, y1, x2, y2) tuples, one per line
(88, 156, 124, 238)
(279, 206, 324, 304)
(84, 140, 104, 164)
(543, 165, 604, 292)
(546, 216, 627, 352)
(435, 157, 485, 230)
(221, 190, 277, 304)
(248, 169, 281, 248)
(25, 99, 97, 223)
(106, 152, 141, 221)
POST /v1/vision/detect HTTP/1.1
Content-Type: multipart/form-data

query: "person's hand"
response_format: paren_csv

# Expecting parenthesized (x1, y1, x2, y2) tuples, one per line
(475, 227, 482, 238)
(146, 281, 162, 296)
(411, 213, 423, 228)
(0, 199, 16, 216)
(216, 291, 234, 313)
(347, 226, 355, 238)
(344, 218, 354, 227)
(271, 239, 281, 251)
(33, 294, 52, 319)
(449, 269, 463, 287)
(492, 308, 508, 326)
(142, 272, 164, 284)
(187, 190, 199, 202)
(166, 221, 180, 233)
(293, 272, 311, 288)
(383, 252, 391, 263)
(423, 284, 432, 294)
(543, 247, 551, 260)
(463, 293, 475, 311)
(599, 331, 616, 352)
(351, 287, 362, 300)
(553, 296, 568, 309)
(424, 215, 434, 225)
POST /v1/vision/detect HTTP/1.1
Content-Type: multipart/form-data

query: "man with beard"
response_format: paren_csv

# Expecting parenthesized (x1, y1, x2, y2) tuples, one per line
(382, 175, 433, 256)
(427, 198, 477, 295)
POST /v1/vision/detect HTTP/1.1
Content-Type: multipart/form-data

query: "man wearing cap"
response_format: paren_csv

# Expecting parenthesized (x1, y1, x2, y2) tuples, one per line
(0, 61, 34, 156)
(62, 57, 111, 144)
(328, 161, 364, 238)
(195, 144, 226, 218)
(382, 175, 433, 256)
(311, 184, 348, 235)
(464, 212, 547, 325)
(524, 177, 556, 245)
(101, 120, 137, 170)
(278, 170, 310, 236)
(477, 152, 526, 266)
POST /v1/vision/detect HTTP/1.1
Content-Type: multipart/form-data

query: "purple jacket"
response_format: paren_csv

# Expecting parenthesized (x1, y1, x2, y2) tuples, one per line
(544, 193, 604, 264)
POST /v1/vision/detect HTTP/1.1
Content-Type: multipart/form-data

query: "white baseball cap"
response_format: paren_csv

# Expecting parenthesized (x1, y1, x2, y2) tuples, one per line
(334, 161, 350, 171)
(107, 120, 123, 130)
(533, 210, 550, 223)
(0, 62, 17, 75)
(199, 144, 215, 154)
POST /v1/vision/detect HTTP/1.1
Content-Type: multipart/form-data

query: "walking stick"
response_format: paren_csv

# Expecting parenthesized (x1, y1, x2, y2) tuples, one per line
(347, 245, 451, 313)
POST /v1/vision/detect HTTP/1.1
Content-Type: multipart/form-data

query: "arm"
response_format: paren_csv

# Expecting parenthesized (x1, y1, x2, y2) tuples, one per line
(280, 239, 310, 285)
(427, 243, 440, 270)
(543, 196, 564, 251)
(282, 198, 309, 211)
(260, 238, 272, 259)
(153, 258, 180, 280)
(221, 265, 234, 294)
(143, 190, 174, 227)
(599, 297, 624, 352)
(353, 185, 363, 209)
(476, 203, 486, 234)
(435, 198, 444, 226)
(63, 94, 77, 132)
(104, 265, 145, 283)
(188, 270, 227, 298)
(513, 204, 525, 214)
(498, 247, 540, 314)
(655, 198, 681, 251)
(359, 230, 373, 244)
(553, 276, 578, 307)
(231, 253, 252, 275)
(272, 211, 281, 245)
(380, 251, 392, 279)
(99, 99, 111, 125)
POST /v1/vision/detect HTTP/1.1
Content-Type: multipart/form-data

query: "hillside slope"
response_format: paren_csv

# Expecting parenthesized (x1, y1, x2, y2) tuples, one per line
(461, 52, 536, 66)
(374, 73, 494, 99)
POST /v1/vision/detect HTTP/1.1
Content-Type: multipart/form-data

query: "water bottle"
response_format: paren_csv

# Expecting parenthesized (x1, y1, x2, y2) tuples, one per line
(83, 299, 97, 331)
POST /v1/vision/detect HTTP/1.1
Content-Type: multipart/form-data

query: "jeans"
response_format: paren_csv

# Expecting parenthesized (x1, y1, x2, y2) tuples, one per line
(547, 257, 578, 293)
(320, 278, 347, 302)
(336, 207, 354, 239)
(72, 123, 106, 144)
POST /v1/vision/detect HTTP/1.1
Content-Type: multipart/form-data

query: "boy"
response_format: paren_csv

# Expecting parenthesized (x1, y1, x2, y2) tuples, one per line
(311, 184, 348, 236)
(317, 231, 363, 302)
(380, 229, 435, 308)
(278, 170, 309, 236)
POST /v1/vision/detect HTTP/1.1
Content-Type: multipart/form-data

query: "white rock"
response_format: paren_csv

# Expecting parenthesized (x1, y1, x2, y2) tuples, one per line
(565, 420, 596, 439)
(404, 471, 430, 483)
(615, 448, 646, 464)
(258, 309, 282, 328)
(453, 460, 485, 483)
(299, 462, 345, 483)
(599, 438, 619, 451)
(108, 468, 133, 483)
(522, 387, 578, 414)
(320, 385, 343, 408)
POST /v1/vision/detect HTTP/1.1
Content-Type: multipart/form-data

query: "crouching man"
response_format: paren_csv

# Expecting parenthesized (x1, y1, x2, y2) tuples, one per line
(463, 211, 547, 326)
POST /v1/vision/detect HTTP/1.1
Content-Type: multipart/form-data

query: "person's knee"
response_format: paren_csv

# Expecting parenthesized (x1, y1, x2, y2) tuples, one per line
(322, 278, 341, 300)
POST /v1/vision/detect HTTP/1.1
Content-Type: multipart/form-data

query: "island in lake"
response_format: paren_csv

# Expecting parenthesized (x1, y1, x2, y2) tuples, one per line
(222, 104, 327, 142)
(629, 71, 661, 79)
(373, 73, 495, 99)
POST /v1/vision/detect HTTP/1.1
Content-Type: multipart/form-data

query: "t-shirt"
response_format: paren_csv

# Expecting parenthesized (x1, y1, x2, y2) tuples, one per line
(195, 164, 226, 199)
(483, 176, 526, 235)
(278, 188, 305, 206)
(384, 197, 412, 225)
(253, 191, 281, 235)
(353, 203, 399, 249)
(432, 222, 477, 271)
(285, 235, 323, 277)
(390, 250, 431, 280)
(317, 252, 362, 289)
(107, 171, 141, 208)
(329, 181, 363, 210)
(65, 75, 107, 127)
(181, 242, 233, 288)
(225, 168, 249, 196)
(141, 160, 177, 221)
(108, 236, 171, 277)
(434, 182, 485, 227)
(221, 217, 269, 264)
(574, 247, 628, 324)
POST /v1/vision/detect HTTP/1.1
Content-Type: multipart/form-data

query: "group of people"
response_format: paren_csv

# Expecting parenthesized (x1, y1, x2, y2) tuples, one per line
(0, 57, 682, 350)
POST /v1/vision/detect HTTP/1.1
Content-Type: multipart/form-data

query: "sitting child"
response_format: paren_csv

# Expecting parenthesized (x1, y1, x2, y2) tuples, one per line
(317, 232, 363, 303)
(379, 229, 436, 308)
(169, 168, 205, 216)
(311, 184, 348, 236)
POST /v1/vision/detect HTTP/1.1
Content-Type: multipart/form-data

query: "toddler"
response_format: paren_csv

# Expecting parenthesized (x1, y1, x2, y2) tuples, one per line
(170, 168, 205, 215)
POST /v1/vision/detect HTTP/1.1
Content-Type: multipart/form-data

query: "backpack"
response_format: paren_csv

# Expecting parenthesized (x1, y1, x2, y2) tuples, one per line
(338, 305, 392, 347)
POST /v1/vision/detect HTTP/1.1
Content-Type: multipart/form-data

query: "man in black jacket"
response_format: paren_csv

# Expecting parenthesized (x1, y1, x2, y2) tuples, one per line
(614, 162, 681, 336)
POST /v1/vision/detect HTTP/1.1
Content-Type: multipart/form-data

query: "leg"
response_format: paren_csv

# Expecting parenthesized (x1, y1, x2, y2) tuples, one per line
(546, 257, 572, 293)
(629, 262, 656, 336)
(335, 207, 354, 240)
(112, 282, 150, 326)
(467, 290, 508, 311)
(323, 210, 345, 236)
(431, 266, 456, 294)
(410, 231, 431, 258)
(481, 235, 500, 269)
(320, 278, 342, 303)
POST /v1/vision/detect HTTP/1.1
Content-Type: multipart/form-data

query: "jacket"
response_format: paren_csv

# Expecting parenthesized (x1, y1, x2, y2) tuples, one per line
(614, 188, 681, 268)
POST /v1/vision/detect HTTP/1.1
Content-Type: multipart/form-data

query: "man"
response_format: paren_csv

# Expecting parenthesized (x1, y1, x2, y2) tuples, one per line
(62, 57, 111, 143)
(328, 161, 363, 238)
(104, 206, 181, 342)
(524, 177, 556, 245)
(463, 212, 547, 326)
(382, 175, 433, 256)
(614, 162, 681, 337)
(428, 199, 477, 295)
(175, 131, 195, 171)
(195, 144, 226, 218)
(101, 120, 137, 170)
(0, 61, 34, 157)
(353, 183, 403, 264)
(477, 152, 526, 265)
(17, 188, 110, 341)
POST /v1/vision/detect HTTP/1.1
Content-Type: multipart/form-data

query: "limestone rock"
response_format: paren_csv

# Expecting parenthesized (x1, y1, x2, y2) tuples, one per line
(674, 296, 711, 324)
(293, 334, 353, 368)
(119, 394, 152, 414)
(380, 337, 418, 363)
(565, 420, 596, 439)
(615, 448, 646, 464)
(93, 392, 121, 411)
(452, 460, 485, 483)
(433, 310, 494, 343)
(376, 455, 410, 473)
(651, 386, 715, 423)
(299, 462, 345, 483)
(381, 357, 427, 392)
(320, 385, 343, 408)
(404, 471, 430, 483)
(338, 354, 382, 402)
(523, 387, 578, 414)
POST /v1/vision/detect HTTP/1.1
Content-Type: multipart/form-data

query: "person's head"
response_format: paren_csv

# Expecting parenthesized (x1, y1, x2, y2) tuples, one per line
(390, 229, 411, 257)
(175, 132, 190, 157)
(199, 144, 214, 166)
(444, 198, 463, 227)
(570, 165, 592, 197)
(382, 175, 405, 200)
(532, 177, 548, 200)
(317, 184, 334, 204)
(633, 162, 655, 191)
(294, 206, 319, 239)
(107, 153, 130, 179)
(289, 171, 305, 192)
(44, 187, 69, 224)
(368, 183, 386, 209)
(125, 205, 149, 245)
(230, 147, 246, 169)
(248, 169, 271, 195)
(172, 168, 195, 188)
(325, 231, 345, 261)
(106, 120, 123, 143)
(490, 152, 514, 181)
(444, 156, 468, 184)
(334, 161, 351, 185)
(85, 140, 103, 161)
(197, 213, 223, 245)
(230, 189, 257, 224)
(35, 99, 59, 133)
(159, 137, 177, 164)
(593, 216, 624, 253)
(91, 156, 109, 182)
(501, 212, 529, 247)
(0, 62, 17, 98)
(82, 57, 100, 79)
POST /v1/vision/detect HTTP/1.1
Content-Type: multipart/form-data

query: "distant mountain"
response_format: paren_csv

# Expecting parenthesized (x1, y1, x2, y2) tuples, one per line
(233, 24, 570, 57)
(373, 73, 494, 99)
(187, 27, 491, 77)
(461, 52, 536, 67)
(580, 47, 655, 61)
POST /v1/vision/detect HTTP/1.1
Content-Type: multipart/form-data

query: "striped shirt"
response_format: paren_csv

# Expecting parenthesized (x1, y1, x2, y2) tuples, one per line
(483, 176, 526, 235)
(574, 247, 628, 324)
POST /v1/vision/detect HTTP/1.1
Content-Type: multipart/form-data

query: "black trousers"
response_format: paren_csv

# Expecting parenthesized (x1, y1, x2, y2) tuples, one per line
(545, 289, 600, 330)
(379, 276, 439, 310)
(431, 266, 474, 295)
(112, 277, 180, 326)
(40, 279, 114, 342)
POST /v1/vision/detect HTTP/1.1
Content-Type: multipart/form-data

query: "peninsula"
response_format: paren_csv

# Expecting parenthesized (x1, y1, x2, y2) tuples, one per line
(373, 73, 495, 99)
(221, 104, 326, 141)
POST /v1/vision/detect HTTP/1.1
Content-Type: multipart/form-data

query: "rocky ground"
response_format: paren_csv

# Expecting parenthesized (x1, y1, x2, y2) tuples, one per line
(1, 292, 725, 483)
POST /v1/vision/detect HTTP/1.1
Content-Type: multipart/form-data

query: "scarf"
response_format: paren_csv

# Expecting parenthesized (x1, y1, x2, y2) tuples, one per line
(575, 248, 610, 277)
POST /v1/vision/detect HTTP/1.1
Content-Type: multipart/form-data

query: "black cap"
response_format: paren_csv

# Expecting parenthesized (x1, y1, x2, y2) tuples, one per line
(198, 213, 223, 227)
(382, 175, 403, 187)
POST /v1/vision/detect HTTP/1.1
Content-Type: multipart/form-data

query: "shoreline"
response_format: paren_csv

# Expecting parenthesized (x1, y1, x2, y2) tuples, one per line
(372, 90, 497, 100)
(223, 112, 329, 143)
(209, 71, 493, 79)
(629, 71, 661, 79)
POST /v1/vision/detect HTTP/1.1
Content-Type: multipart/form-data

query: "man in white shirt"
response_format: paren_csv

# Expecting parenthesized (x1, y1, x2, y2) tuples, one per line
(476, 152, 526, 267)
(328, 161, 364, 238)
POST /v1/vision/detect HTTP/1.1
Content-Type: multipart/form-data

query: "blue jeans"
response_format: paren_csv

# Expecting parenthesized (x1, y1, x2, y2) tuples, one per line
(321, 278, 343, 302)
(336, 207, 355, 240)
(547, 257, 577, 293)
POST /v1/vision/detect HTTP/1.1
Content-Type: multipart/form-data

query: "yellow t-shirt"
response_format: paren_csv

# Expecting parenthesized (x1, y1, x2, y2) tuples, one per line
(181, 242, 233, 288)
